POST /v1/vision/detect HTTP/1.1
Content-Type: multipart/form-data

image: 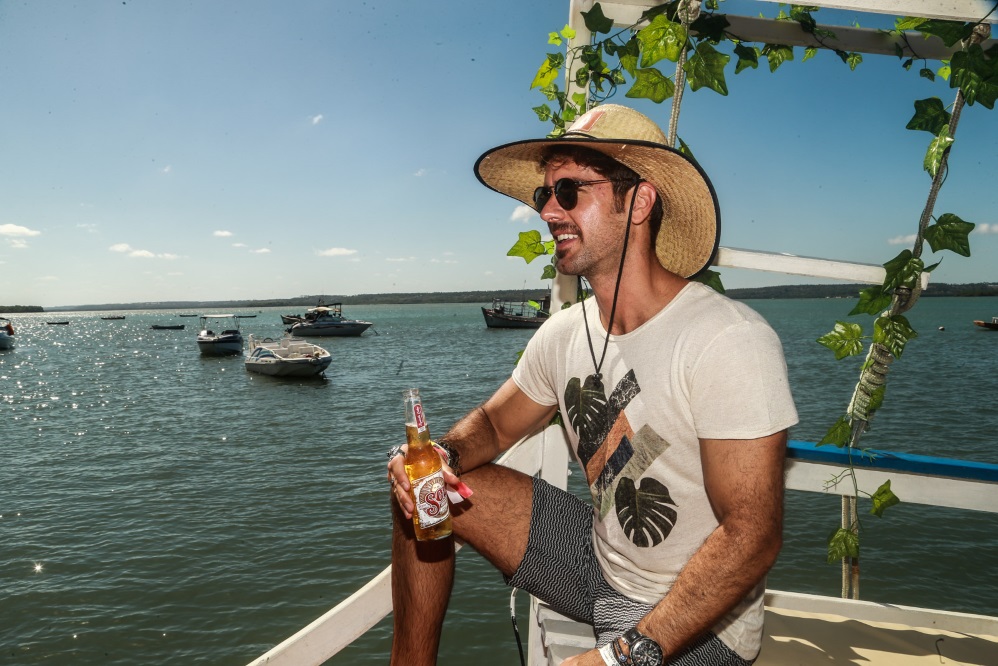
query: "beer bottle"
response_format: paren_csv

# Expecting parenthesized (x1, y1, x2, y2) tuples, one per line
(402, 388, 452, 541)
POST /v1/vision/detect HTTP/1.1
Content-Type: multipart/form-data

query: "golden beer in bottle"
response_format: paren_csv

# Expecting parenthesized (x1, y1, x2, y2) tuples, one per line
(402, 388, 452, 541)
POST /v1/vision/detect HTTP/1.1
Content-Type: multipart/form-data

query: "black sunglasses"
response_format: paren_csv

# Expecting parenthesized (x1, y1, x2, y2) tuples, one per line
(532, 178, 627, 212)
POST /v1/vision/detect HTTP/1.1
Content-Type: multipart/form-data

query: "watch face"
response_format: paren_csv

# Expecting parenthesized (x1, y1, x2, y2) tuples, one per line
(630, 638, 664, 666)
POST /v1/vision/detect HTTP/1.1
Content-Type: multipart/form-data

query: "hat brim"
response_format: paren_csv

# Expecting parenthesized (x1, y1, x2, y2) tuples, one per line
(474, 137, 720, 279)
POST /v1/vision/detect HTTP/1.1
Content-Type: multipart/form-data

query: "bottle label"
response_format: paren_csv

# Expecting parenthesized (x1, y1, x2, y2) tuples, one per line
(414, 403, 427, 433)
(412, 470, 450, 527)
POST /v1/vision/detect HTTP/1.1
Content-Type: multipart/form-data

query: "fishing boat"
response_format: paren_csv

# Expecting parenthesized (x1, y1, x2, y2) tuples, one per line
(196, 315, 244, 356)
(972, 317, 998, 330)
(287, 303, 373, 337)
(100, 315, 126, 320)
(151, 324, 185, 330)
(0, 318, 14, 350)
(46, 321, 70, 325)
(244, 335, 332, 377)
(482, 296, 551, 329)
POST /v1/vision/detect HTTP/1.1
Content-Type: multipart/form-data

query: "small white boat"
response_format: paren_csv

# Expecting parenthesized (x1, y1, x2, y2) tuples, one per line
(245, 335, 332, 377)
(196, 315, 244, 356)
(287, 303, 373, 337)
(0, 318, 14, 350)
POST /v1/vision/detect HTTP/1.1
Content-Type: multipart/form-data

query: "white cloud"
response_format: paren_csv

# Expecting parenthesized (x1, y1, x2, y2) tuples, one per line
(887, 234, 918, 245)
(7, 239, 29, 249)
(414, 168, 427, 177)
(161, 165, 172, 174)
(232, 242, 247, 248)
(318, 247, 358, 257)
(386, 256, 416, 262)
(511, 205, 538, 223)
(429, 258, 458, 264)
(77, 223, 98, 233)
(251, 248, 271, 254)
(974, 223, 997, 234)
(0, 223, 41, 237)
(109, 243, 178, 259)
(311, 114, 324, 125)
(214, 230, 233, 237)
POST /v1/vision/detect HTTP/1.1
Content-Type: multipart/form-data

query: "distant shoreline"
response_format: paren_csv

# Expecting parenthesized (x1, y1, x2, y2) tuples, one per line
(4, 282, 998, 313)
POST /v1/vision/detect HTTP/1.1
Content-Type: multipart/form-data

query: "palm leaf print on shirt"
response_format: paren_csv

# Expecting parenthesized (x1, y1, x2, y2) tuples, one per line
(615, 477, 679, 547)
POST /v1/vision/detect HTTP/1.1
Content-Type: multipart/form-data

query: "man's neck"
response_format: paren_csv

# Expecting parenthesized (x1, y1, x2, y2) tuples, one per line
(586, 258, 688, 335)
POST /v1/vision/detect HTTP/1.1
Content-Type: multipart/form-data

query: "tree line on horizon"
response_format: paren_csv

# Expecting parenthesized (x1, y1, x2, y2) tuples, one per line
(6, 282, 997, 313)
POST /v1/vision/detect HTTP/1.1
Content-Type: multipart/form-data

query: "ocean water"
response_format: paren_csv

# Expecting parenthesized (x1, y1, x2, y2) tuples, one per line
(2, 297, 997, 665)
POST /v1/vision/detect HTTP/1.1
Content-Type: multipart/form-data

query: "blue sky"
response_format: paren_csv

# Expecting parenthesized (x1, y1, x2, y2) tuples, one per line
(1, 1, 995, 308)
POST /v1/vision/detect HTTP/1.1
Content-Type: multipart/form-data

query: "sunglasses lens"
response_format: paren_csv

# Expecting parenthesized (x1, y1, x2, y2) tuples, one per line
(533, 179, 581, 212)
(533, 186, 551, 211)
(553, 179, 578, 210)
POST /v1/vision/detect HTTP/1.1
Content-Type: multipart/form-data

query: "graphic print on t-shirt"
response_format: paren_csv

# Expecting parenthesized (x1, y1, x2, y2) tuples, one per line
(565, 371, 678, 547)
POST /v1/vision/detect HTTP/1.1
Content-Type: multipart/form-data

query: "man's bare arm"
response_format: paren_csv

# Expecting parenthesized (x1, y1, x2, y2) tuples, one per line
(564, 430, 788, 665)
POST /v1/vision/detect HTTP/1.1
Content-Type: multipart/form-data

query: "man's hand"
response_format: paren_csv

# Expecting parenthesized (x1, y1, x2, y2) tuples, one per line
(387, 444, 460, 519)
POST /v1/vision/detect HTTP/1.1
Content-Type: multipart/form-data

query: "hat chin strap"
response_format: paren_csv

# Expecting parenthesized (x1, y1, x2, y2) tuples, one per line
(580, 181, 642, 385)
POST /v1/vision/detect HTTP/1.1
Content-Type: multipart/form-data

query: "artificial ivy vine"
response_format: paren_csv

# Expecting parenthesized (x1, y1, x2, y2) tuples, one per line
(510, 0, 997, 583)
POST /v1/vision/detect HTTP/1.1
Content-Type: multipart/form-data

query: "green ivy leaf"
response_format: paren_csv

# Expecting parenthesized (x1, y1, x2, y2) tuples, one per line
(883, 250, 923, 292)
(920, 67, 935, 81)
(937, 63, 951, 81)
(541, 264, 557, 280)
(734, 43, 759, 73)
(827, 527, 859, 563)
(637, 15, 687, 67)
(802, 46, 818, 62)
(684, 42, 730, 95)
(849, 285, 891, 316)
(693, 269, 724, 294)
(870, 480, 901, 517)
(950, 44, 998, 110)
(925, 213, 975, 256)
(548, 32, 562, 46)
(532, 104, 553, 122)
(906, 97, 950, 135)
(818, 415, 852, 447)
(895, 16, 927, 32)
(581, 3, 614, 35)
(924, 124, 955, 176)
(873, 314, 918, 358)
(626, 68, 676, 103)
(560, 25, 577, 41)
(917, 19, 974, 47)
(507, 230, 550, 264)
(689, 13, 729, 43)
(817, 321, 864, 360)
(531, 53, 564, 90)
(762, 43, 794, 72)
(846, 52, 863, 71)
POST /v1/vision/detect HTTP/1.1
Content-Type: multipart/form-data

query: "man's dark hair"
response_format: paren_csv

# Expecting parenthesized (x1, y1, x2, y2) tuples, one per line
(539, 145, 664, 243)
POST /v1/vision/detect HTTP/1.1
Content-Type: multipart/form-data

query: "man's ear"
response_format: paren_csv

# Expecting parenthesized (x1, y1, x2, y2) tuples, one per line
(628, 181, 658, 226)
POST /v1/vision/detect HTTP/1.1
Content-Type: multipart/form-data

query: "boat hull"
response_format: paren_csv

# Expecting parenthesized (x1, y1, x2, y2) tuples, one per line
(481, 308, 547, 329)
(288, 321, 372, 337)
(973, 320, 998, 330)
(197, 335, 244, 356)
(0, 334, 13, 350)
(245, 336, 332, 377)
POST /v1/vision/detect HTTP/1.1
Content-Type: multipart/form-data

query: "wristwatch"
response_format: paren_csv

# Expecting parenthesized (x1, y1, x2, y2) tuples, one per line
(620, 628, 664, 666)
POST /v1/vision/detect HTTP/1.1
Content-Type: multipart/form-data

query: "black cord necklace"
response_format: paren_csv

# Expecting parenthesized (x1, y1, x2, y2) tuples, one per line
(580, 184, 641, 386)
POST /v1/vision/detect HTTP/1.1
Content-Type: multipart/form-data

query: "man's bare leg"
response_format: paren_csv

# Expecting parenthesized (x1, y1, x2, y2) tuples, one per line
(389, 463, 536, 665)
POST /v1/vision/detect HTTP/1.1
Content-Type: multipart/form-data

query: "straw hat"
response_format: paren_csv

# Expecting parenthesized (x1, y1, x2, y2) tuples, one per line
(474, 104, 720, 279)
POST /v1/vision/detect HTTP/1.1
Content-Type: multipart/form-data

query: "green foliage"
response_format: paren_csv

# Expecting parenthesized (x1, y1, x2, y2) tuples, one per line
(906, 97, 951, 134)
(818, 415, 852, 447)
(817, 321, 865, 359)
(849, 285, 891, 316)
(693, 270, 724, 294)
(507, 230, 554, 264)
(924, 124, 954, 176)
(950, 44, 998, 109)
(873, 314, 917, 358)
(870, 480, 901, 517)
(827, 527, 859, 563)
(925, 213, 975, 256)
(882, 250, 923, 292)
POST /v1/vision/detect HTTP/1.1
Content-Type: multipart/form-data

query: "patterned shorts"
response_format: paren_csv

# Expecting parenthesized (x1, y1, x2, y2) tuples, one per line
(504, 477, 753, 666)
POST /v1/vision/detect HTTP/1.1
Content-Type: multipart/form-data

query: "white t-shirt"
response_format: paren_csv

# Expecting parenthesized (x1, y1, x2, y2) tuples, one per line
(512, 282, 799, 660)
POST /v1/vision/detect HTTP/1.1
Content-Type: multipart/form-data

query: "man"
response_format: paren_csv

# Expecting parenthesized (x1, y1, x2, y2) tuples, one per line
(387, 104, 798, 665)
